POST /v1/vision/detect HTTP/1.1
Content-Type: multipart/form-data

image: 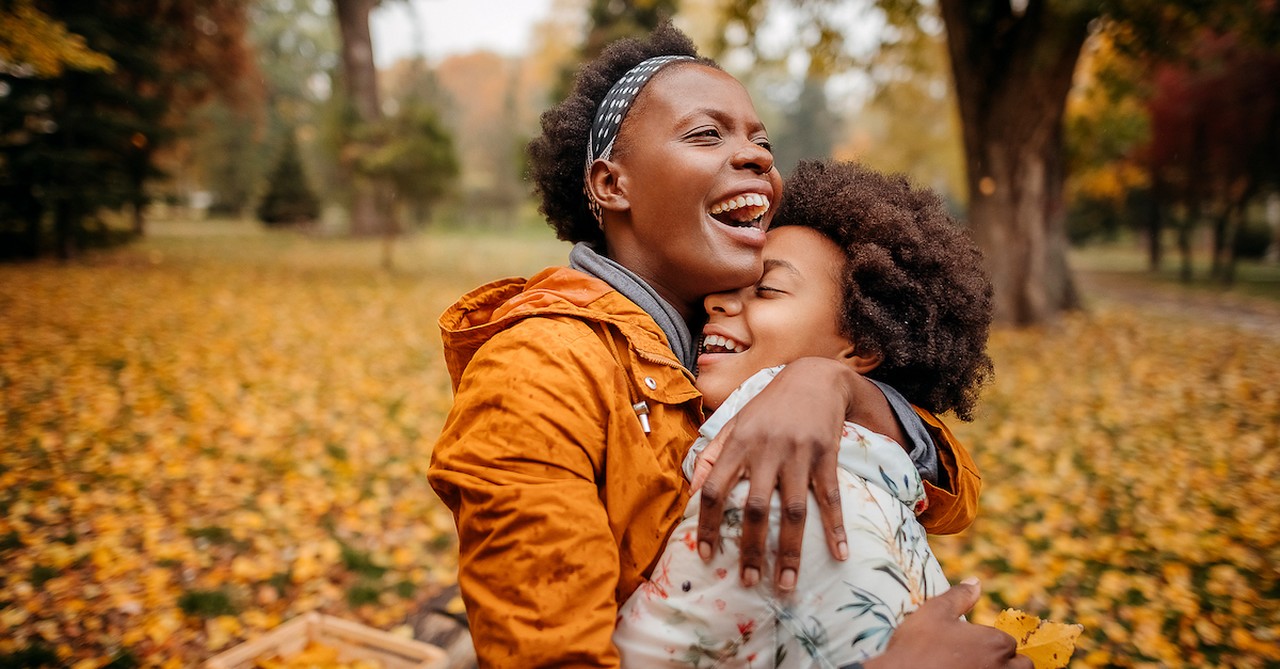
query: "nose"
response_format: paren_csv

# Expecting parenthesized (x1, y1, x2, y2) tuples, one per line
(704, 290, 743, 317)
(731, 140, 774, 175)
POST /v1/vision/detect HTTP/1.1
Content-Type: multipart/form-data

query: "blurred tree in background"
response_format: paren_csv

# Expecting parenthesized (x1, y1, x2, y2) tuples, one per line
(1144, 34, 1280, 286)
(549, 0, 679, 102)
(707, 0, 1280, 324)
(256, 131, 321, 226)
(332, 0, 392, 237)
(355, 101, 458, 229)
(0, 0, 114, 77)
(0, 0, 254, 260)
(1065, 12, 1280, 285)
(190, 0, 337, 219)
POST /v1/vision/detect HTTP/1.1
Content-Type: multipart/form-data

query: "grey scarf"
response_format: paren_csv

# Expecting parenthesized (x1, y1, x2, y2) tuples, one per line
(569, 242, 696, 370)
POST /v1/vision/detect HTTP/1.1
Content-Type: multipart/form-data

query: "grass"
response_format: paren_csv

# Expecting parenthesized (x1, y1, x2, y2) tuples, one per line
(1070, 237, 1280, 303)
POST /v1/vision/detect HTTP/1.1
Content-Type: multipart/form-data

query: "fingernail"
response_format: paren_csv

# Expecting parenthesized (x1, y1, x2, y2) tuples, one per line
(779, 568, 796, 591)
(837, 541, 849, 561)
(960, 577, 980, 587)
(699, 542, 712, 561)
(743, 567, 760, 587)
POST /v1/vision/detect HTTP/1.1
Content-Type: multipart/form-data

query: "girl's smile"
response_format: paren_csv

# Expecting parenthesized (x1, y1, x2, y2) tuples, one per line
(695, 226, 860, 409)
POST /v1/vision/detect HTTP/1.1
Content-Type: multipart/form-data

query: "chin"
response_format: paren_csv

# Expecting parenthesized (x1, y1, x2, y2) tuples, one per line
(700, 266, 761, 297)
(694, 375, 735, 412)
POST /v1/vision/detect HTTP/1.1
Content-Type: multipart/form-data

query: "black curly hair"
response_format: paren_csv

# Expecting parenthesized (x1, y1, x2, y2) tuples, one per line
(527, 21, 717, 247)
(773, 160, 994, 420)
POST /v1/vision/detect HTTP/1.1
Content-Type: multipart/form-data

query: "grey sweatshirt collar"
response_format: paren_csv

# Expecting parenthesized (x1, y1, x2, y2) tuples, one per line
(568, 242, 696, 370)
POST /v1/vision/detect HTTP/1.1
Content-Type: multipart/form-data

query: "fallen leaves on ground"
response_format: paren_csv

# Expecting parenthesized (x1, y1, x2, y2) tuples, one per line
(933, 307, 1280, 668)
(2, 234, 1278, 667)
(0, 243, 476, 667)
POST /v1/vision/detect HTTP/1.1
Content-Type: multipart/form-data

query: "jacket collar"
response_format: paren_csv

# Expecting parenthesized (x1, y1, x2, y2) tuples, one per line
(439, 267, 686, 390)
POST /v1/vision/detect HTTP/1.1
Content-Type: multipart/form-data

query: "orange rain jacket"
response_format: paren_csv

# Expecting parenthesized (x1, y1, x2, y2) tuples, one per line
(428, 267, 981, 669)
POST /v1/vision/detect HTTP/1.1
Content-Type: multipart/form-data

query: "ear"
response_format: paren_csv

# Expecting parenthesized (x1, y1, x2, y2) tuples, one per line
(838, 344, 882, 375)
(586, 159, 630, 215)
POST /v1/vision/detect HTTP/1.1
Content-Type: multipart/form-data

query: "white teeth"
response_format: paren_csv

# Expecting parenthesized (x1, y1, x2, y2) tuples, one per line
(709, 193, 771, 216)
(701, 334, 743, 353)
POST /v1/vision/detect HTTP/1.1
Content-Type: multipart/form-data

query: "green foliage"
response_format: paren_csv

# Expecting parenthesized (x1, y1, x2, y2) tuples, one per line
(192, 0, 338, 216)
(177, 588, 237, 617)
(354, 102, 460, 225)
(773, 75, 840, 175)
(0, 0, 114, 77)
(256, 133, 320, 226)
(339, 542, 388, 578)
(0, 644, 59, 669)
(1233, 217, 1274, 260)
(346, 582, 382, 607)
(552, 0, 680, 102)
(0, 0, 250, 259)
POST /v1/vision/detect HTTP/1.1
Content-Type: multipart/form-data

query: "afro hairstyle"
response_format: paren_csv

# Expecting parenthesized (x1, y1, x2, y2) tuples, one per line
(527, 21, 717, 247)
(772, 160, 994, 420)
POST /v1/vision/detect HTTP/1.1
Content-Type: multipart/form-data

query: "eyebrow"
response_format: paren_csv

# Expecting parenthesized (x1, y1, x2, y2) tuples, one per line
(762, 258, 801, 278)
(675, 107, 767, 135)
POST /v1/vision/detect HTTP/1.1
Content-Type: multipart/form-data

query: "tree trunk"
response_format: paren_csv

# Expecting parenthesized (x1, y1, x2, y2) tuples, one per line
(1146, 182, 1163, 271)
(1179, 202, 1197, 283)
(133, 200, 146, 236)
(1221, 204, 1240, 287)
(1210, 204, 1229, 281)
(54, 200, 77, 261)
(939, 0, 1092, 325)
(334, 0, 387, 237)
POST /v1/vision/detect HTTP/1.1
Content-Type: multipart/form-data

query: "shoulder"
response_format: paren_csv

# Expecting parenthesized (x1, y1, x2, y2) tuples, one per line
(461, 314, 625, 397)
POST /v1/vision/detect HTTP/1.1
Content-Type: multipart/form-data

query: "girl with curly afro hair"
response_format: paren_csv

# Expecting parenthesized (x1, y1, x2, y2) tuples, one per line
(613, 160, 998, 667)
(769, 159, 995, 420)
(432, 22, 1018, 669)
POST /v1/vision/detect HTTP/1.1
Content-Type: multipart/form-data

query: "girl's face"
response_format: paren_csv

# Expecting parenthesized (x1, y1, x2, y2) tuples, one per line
(601, 63, 784, 317)
(694, 226, 855, 409)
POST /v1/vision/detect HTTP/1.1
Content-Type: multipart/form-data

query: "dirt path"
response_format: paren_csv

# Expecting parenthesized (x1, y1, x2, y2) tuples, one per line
(1076, 270, 1280, 340)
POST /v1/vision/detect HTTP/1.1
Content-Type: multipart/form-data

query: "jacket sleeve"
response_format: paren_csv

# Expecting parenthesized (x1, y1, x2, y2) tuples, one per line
(912, 407, 982, 535)
(428, 321, 623, 668)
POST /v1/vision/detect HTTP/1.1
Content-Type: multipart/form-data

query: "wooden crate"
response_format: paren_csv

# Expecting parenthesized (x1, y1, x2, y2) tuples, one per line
(205, 612, 447, 669)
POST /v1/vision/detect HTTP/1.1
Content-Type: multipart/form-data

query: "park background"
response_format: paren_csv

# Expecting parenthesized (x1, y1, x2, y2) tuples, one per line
(1, 0, 1278, 667)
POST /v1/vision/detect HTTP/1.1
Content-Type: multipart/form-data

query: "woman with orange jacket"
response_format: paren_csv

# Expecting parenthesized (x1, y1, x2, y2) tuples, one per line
(429, 23, 1018, 669)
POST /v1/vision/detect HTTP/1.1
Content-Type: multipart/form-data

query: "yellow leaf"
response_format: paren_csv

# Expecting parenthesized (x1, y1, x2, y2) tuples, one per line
(994, 608, 1083, 669)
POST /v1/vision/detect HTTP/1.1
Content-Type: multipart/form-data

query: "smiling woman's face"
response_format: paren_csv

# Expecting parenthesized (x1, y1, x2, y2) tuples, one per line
(693, 226, 854, 409)
(599, 63, 785, 317)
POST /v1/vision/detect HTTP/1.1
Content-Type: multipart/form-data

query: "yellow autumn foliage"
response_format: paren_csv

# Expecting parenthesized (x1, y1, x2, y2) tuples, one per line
(1, 227, 1278, 667)
(0, 0, 114, 77)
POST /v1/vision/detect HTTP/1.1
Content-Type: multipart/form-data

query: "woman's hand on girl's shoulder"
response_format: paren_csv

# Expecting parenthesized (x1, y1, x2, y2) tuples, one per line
(694, 357, 856, 591)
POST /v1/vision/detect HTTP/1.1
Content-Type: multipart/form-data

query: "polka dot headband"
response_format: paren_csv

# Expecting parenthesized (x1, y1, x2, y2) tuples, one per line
(584, 54, 695, 226)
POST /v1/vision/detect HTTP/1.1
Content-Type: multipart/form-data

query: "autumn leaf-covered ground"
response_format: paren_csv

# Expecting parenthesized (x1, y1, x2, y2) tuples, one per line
(2, 221, 1278, 667)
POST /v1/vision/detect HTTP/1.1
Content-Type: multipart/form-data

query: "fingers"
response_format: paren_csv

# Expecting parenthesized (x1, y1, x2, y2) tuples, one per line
(689, 429, 727, 491)
(921, 578, 981, 620)
(1009, 654, 1035, 669)
(690, 456, 715, 493)
(696, 421, 739, 563)
(811, 447, 848, 562)
(735, 461, 776, 587)
(769, 459, 808, 592)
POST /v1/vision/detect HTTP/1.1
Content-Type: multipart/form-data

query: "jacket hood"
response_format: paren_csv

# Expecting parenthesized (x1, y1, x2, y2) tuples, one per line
(439, 266, 681, 390)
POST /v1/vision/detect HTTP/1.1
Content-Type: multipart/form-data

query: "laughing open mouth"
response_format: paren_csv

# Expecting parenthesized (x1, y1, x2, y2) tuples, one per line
(700, 334, 747, 354)
(709, 193, 770, 228)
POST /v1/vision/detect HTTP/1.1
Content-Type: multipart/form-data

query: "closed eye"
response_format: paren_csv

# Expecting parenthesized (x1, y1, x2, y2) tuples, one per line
(687, 127, 722, 141)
